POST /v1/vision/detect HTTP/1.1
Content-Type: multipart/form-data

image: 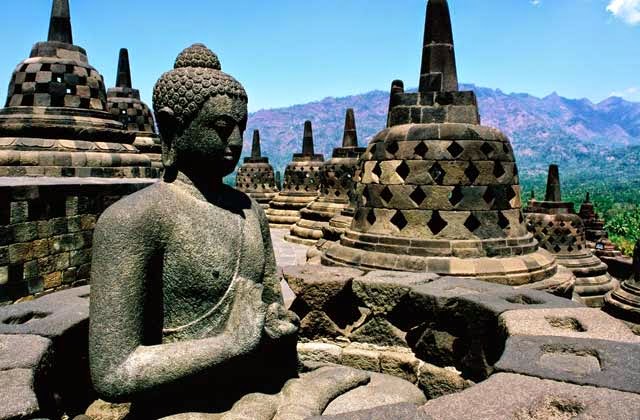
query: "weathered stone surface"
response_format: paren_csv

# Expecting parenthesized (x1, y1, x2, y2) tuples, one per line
(349, 317, 408, 347)
(379, 351, 420, 383)
(353, 271, 438, 315)
(323, 373, 426, 416)
(0, 369, 42, 420)
(0, 334, 52, 371)
(311, 403, 431, 420)
(341, 347, 381, 372)
(495, 335, 640, 393)
(420, 373, 640, 420)
(283, 265, 363, 308)
(298, 342, 343, 365)
(85, 399, 132, 420)
(89, 44, 300, 417)
(417, 363, 472, 400)
(499, 307, 639, 343)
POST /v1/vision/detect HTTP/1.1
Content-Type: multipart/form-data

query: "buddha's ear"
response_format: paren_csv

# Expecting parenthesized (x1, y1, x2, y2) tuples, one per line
(156, 107, 178, 176)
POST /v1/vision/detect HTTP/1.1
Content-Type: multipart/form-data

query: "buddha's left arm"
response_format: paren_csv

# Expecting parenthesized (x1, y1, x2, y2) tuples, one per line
(257, 205, 284, 305)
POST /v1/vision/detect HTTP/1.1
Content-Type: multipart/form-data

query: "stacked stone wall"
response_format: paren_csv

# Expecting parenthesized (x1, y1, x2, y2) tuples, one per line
(0, 179, 154, 303)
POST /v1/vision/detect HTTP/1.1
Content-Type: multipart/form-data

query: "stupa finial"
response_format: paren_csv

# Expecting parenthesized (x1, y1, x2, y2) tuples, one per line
(47, 0, 73, 44)
(342, 109, 358, 148)
(585, 192, 591, 203)
(251, 130, 262, 158)
(545, 164, 562, 202)
(419, 0, 458, 93)
(302, 120, 315, 155)
(116, 48, 132, 89)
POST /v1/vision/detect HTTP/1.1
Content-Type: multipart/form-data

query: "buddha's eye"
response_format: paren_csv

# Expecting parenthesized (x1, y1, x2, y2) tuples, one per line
(210, 116, 235, 139)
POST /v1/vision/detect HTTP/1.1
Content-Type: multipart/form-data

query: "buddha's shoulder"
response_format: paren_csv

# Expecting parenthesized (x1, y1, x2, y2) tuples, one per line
(96, 181, 176, 226)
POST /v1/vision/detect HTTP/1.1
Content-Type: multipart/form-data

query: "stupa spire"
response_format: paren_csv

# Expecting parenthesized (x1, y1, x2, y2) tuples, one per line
(251, 130, 262, 158)
(116, 48, 132, 89)
(585, 192, 591, 203)
(419, 0, 458, 93)
(545, 164, 562, 202)
(47, 0, 73, 44)
(342, 109, 358, 148)
(302, 120, 315, 155)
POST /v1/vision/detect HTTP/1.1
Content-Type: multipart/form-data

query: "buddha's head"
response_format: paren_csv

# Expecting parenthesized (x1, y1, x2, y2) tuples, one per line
(153, 44, 248, 180)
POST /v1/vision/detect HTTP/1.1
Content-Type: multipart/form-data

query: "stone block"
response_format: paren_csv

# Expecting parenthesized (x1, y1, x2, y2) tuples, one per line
(311, 403, 431, 420)
(495, 335, 640, 393)
(322, 373, 426, 417)
(420, 373, 640, 420)
(0, 369, 41, 420)
(499, 307, 639, 343)
(350, 317, 408, 347)
(417, 363, 472, 400)
(10, 201, 28, 224)
(283, 264, 363, 309)
(12, 223, 38, 243)
(341, 346, 381, 372)
(297, 342, 343, 365)
(379, 351, 420, 383)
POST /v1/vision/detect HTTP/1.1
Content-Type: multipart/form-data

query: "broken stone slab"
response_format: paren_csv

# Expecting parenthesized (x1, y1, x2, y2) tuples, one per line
(0, 369, 42, 420)
(352, 271, 438, 316)
(420, 373, 640, 420)
(0, 334, 52, 371)
(0, 285, 89, 339)
(495, 335, 640, 393)
(322, 372, 426, 416)
(283, 265, 363, 308)
(417, 363, 473, 400)
(310, 403, 432, 420)
(499, 307, 640, 343)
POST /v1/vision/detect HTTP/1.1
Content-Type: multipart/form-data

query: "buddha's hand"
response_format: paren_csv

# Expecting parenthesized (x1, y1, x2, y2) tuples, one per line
(228, 277, 267, 352)
(264, 303, 300, 340)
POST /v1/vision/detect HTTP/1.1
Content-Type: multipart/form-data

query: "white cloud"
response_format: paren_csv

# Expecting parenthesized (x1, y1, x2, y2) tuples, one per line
(607, 0, 640, 25)
(530, 0, 541, 6)
(609, 86, 640, 101)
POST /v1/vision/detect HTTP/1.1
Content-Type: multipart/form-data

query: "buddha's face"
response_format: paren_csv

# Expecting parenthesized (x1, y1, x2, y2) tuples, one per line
(175, 95, 248, 178)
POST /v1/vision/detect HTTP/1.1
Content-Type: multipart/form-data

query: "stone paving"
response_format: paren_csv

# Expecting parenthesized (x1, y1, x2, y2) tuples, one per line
(271, 227, 309, 305)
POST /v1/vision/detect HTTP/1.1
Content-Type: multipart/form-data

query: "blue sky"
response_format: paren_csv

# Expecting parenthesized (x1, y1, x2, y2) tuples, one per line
(0, 0, 638, 112)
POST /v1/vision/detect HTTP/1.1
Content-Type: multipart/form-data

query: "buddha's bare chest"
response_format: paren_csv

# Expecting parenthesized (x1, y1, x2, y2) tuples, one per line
(160, 203, 266, 329)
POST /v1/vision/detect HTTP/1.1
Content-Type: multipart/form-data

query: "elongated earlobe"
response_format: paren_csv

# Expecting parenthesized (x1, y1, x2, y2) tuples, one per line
(156, 107, 179, 181)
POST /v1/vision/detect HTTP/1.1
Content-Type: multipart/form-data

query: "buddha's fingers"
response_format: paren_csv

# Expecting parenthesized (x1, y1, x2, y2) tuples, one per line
(219, 393, 280, 420)
(272, 366, 370, 420)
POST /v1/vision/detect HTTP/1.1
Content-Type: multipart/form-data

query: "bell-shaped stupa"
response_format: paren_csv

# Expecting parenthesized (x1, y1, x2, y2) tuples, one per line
(525, 165, 618, 307)
(288, 109, 366, 244)
(235, 129, 279, 208)
(604, 240, 640, 326)
(106, 48, 161, 168)
(0, 0, 156, 178)
(322, 0, 574, 293)
(266, 121, 324, 228)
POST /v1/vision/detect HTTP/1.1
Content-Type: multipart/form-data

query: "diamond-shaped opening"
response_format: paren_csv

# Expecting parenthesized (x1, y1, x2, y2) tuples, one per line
(372, 163, 382, 178)
(363, 186, 371, 205)
(396, 161, 410, 180)
(553, 244, 561, 253)
(380, 186, 394, 203)
(483, 186, 495, 204)
(429, 162, 446, 185)
(387, 141, 399, 155)
(448, 186, 464, 207)
(410, 187, 427, 206)
(464, 214, 481, 232)
(506, 186, 517, 202)
(480, 142, 494, 157)
(390, 211, 408, 231)
(493, 161, 506, 179)
(447, 141, 464, 158)
(498, 212, 510, 229)
(366, 209, 377, 225)
(503, 144, 510, 154)
(465, 162, 480, 184)
(567, 245, 574, 252)
(414, 142, 429, 157)
(427, 211, 448, 235)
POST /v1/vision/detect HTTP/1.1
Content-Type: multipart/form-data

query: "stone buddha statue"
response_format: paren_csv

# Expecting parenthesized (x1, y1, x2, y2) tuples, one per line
(89, 44, 425, 419)
(88, 43, 301, 415)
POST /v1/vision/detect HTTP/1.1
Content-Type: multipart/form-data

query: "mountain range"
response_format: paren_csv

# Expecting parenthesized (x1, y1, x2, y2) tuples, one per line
(244, 84, 640, 184)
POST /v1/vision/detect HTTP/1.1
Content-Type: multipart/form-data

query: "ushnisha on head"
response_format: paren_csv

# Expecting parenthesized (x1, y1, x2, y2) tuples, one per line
(153, 44, 248, 180)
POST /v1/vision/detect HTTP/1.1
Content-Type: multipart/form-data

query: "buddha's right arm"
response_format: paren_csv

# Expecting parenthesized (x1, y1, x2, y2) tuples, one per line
(89, 204, 264, 402)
